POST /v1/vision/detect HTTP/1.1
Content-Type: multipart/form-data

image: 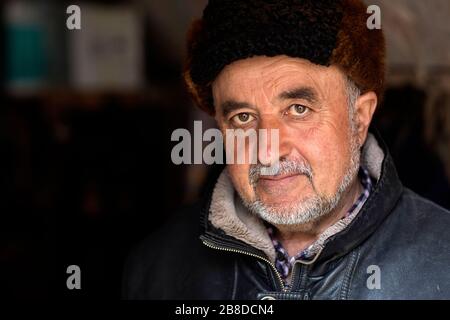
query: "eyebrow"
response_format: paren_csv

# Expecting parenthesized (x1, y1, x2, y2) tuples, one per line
(219, 86, 319, 117)
(220, 101, 257, 117)
(278, 86, 318, 103)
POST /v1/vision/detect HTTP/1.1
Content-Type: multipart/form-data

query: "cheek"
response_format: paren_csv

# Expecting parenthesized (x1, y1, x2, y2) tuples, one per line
(227, 164, 254, 198)
(293, 122, 352, 195)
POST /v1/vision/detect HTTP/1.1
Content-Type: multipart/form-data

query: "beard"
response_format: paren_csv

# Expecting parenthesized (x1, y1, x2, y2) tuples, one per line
(237, 132, 361, 229)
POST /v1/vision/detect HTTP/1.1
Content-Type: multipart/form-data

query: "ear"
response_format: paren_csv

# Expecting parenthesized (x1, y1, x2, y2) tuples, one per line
(354, 91, 377, 146)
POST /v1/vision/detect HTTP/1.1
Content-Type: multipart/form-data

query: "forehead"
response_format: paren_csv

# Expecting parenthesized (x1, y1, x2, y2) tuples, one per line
(212, 55, 345, 100)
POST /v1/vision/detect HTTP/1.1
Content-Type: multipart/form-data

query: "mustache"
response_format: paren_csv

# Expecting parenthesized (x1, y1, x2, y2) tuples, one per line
(249, 159, 313, 186)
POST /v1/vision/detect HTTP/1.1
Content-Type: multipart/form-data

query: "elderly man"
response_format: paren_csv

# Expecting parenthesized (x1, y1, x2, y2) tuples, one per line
(123, 0, 450, 299)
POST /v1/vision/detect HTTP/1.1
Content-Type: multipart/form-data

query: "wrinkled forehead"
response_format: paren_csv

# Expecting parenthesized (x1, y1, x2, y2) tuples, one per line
(212, 55, 347, 106)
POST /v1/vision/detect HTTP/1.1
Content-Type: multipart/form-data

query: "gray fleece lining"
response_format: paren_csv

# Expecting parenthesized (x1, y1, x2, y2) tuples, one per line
(208, 133, 385, 263)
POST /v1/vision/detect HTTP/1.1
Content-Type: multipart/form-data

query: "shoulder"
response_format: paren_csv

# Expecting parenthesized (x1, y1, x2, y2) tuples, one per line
(122, 202, 204, 299)
(127, 201, 204, 261)
(351, 189, 450, 298)
(376, 187, 450, 251)
(397, 188, 450, 227)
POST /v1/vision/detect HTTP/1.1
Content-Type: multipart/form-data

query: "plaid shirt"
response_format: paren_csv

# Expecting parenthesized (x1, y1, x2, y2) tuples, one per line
(267, 167, 373, 282)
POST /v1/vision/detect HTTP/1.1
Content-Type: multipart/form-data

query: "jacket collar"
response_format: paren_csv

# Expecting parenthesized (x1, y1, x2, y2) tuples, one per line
(312, 130, 403, 272)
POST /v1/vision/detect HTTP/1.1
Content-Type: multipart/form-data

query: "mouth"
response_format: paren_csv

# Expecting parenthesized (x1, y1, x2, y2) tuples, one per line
(255, 173, 303, 196)
(258, 173, 301, 181)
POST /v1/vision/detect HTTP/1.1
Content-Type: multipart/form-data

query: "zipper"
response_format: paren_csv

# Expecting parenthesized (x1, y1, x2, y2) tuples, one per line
(202, 240, 288, 292)
(202, 239, 325, 295)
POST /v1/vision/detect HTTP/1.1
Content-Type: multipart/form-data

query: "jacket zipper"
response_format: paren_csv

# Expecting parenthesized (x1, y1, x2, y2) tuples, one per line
(202, 240, 288, 292)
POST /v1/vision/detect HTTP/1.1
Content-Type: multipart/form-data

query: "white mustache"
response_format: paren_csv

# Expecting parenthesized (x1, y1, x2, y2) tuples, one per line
(249, 159, 313, 186)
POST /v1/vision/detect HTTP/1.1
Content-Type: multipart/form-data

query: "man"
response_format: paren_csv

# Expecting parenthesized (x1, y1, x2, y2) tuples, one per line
(123, 0, 450, 299)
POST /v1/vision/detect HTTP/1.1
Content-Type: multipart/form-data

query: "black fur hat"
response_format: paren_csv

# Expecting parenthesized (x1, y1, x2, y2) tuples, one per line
(184, 0, 385, 115)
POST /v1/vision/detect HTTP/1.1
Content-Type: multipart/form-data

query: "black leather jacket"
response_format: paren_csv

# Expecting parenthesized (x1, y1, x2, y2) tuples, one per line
(123, 135, 450, 300)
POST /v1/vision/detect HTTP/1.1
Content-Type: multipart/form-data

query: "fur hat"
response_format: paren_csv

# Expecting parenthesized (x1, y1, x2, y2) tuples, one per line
(184, 0, 385, 115)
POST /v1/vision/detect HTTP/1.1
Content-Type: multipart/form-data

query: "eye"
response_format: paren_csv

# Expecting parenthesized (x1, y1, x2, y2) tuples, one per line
(230, 112, 255, 126)
(287, 104, 310, 117)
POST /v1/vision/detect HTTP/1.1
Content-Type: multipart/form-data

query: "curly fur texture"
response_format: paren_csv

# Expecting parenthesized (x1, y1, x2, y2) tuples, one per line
(184, 0, 385, 115)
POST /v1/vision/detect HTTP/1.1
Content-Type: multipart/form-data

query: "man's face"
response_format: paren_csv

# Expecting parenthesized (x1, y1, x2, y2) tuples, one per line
(212, 55, 362, 227)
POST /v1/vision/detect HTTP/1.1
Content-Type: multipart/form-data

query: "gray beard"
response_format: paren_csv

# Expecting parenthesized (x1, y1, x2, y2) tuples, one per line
(240, 136, 361, 228)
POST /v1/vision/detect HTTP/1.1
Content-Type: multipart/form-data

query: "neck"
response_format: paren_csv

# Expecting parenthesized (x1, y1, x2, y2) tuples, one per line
(273, 176, 363, 257)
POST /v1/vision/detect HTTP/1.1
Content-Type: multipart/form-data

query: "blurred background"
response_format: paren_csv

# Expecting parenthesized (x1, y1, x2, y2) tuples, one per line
(0, 0, 449, 299)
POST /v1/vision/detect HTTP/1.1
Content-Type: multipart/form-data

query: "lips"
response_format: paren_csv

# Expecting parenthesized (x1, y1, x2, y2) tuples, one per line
(256, 173, 303, 195)
(258, 173, 301, 181)
(257, 173, 303, 190)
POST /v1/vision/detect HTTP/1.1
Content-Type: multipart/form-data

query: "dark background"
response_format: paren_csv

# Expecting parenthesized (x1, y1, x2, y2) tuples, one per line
(1, 0, 449, 299)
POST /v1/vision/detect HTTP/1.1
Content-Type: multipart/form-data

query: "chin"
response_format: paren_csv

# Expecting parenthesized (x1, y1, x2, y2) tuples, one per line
(247, 193, 335, 227)
(257, 192, 312, 209)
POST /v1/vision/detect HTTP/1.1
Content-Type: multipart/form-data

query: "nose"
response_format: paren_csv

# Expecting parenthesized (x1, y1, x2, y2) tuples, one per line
(257, 127, 279, 167)
(257, 112, 283, 168)
(257, 114, 296, 171)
